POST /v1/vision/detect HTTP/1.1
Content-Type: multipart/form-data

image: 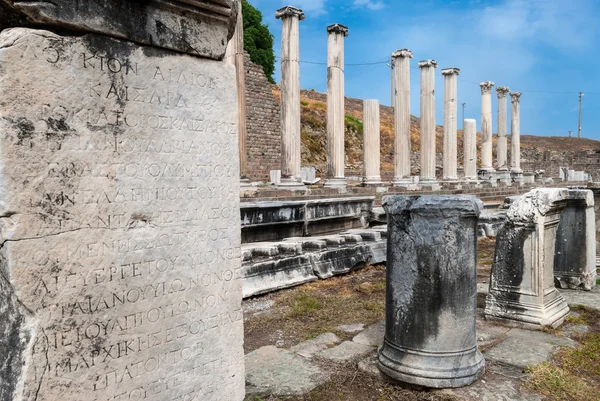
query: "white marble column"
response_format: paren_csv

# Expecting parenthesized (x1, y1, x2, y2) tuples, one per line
(479, 81, 495, 175)
(419, 60, 438, 185)
(363, 100, 382, 185)
(442, 68, 459, 181)
(325, 23, 348, 188)
(275, 6, 305, 188)
(496, 86, 510, 171)
(225, 1, 249, 186)
(463, 119, 478, 180)
(510, 91, 523, 178)
(391, 49, 413, 186)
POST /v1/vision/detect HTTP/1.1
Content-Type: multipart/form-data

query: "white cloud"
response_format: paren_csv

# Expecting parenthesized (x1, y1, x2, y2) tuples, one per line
(282, 0, 327, 16)
(353, 0, 385, 11)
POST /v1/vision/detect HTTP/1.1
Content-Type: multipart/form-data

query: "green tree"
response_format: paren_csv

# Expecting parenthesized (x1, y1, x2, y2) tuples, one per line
(242, 0, 276, 83)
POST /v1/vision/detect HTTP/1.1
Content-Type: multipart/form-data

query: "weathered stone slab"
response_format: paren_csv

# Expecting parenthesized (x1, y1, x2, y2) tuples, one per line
(379, 195, 485, 388)
(0, 0, 238, 59)
(317, 341, 374, 362)
(485, 189, 570, 329)
(352, 321, 385, 347)
(0, 28, 244, 400)
(245, 346, 328, 396)
(484, 328, 576, 369)
(290, 333, 340, 358)
(553, 189, 596, 290)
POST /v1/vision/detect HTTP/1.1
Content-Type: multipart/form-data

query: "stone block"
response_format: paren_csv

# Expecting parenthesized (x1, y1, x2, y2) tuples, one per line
(554, 189, 596, 290)
(485, 189, 570, 329)
(353, 321, 385, 347)
(290, 333, 340, 358)
(0, 28, 244, 400)
(317, 341, 374, 362)
(0, 0, 238, 59)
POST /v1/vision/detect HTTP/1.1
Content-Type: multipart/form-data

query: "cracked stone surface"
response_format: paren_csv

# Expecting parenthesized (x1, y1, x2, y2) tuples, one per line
(290, 333, 340, 358)
(484, 328, 576, 369)
(352, 321, 385, 346)
(317, 341, 375, 362)
(0, 28, 244, 400)
(245, 346, 329, 396)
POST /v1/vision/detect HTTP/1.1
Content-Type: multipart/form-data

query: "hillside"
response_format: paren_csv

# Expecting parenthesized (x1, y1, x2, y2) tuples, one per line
(272, 87, 600, 175)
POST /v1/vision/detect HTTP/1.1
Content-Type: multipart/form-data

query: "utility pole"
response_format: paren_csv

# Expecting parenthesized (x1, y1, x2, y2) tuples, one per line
(578, 92, 584, 138)
(568, 130, 572, 138)
(461, 102, 466, 130)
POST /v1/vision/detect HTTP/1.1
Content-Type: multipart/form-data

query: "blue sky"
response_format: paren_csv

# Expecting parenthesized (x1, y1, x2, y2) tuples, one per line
(250, 0, 600, 139)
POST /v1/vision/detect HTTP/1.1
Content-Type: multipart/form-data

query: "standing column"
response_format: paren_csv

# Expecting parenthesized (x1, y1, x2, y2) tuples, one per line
(418, 60, 438, 186)
(510, 92, 523, 182)
(325, 24, 349, 188)
(463, 119, 478, 180)
(495, 86, 510, 171)
(363, 100, 382, 185)
(226, 1, 249, 186)
(392, 49, 413, 186)
(275, 6, 305, 188)
(478, 81, 495, 178)
(379, 195, 485, 388)
(441, 68, 460, 181)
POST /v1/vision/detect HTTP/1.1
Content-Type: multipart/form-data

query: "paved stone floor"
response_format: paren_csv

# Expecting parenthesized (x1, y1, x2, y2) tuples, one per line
(245, 285, 600, 400)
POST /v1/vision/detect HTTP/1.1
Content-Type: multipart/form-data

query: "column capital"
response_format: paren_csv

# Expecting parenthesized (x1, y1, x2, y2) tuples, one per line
(441, 67, 460, 76)
(327, 23, 349, 36)
(418, 59, 437, 68)
(275, 6, 306, 20)
(392, 49, 413, 59)
(510, 91, 522, 103)
(496, 86, 510, 97)
(479, 81, 495, 94)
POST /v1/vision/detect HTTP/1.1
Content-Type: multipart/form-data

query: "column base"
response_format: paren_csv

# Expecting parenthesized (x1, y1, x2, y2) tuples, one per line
(362, 178, 383, 187)
(419, 180, 441, 191)
(278, 177, 306, 190)
(495, 170, 512, 186)
(484, 289, 569, 330)
(477, 169, 497, 185)
(323, 178, 347, 188)
(378, 340, 485, 389)
(511, 170, 525, 185)
(240, 178, 252, 187)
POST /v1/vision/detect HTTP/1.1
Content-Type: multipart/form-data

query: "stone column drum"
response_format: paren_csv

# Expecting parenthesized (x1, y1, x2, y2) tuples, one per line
(478, 81, 495, 177)
(463, 119, 478, 180)
(441, 68, 460, 181)
(325, 23, 349, 188)
(510, 92, 523, 183)
(554, 189, 597, 290)
(418, 60, 438, 186)
(0, 1, 245, 400)
(495, 86, 510, 171)
(225, 0, 249, 184)
(363, 100, 382, 185)
(392, 49, 413, 186)
(379, 195, 485, 388)
(485, 189, 570, 329)
(276, 6, 305, 188)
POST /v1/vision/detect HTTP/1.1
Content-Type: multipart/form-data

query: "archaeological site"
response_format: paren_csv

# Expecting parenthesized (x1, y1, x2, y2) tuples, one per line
(0, 1, 599, 400)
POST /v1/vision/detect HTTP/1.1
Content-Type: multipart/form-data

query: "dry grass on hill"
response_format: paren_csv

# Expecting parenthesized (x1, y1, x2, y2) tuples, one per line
(270, 87, 600, 173)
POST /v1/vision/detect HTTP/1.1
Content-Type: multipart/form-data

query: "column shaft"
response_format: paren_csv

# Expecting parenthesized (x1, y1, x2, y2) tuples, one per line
(363, 100, 382, 185)
(392, 49, 413, 185)
(479, 82, 494, 172)
(226, 2, 248, 180)
(496, 87, 509, 171)
(276, 7, 305, 187)
(325, 24, 348, 188)
(442, 68, 459, 181)
(419, 60, 437, 183)
(463, 119, 477, 180)
(510, 92, 522, 173)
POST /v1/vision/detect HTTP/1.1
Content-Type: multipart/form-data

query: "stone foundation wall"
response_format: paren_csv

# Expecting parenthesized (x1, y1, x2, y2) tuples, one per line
(244, 53, 281, 181)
